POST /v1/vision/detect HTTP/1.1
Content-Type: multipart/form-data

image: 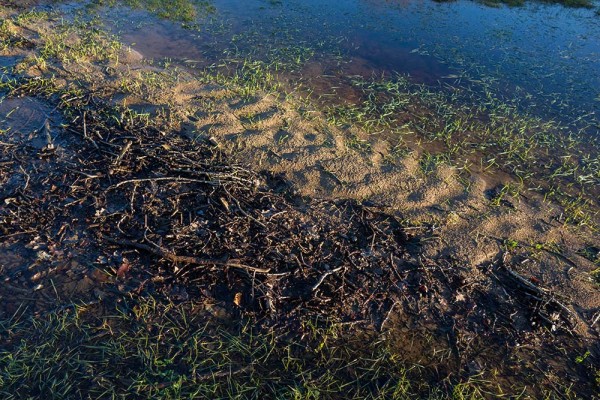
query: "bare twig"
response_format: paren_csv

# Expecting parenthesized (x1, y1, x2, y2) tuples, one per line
(380, 301, 399, 330)
(500, 264, 577, 328)
(110, 140, 132, 172)
(312, 266, 344, 292)
(591, 312, 600, 328)
(113, 176, 217, 188)
(102, 235, 271, 274)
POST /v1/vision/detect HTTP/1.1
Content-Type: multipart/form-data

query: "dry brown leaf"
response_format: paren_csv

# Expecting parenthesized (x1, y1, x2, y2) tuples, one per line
(116, 259, 130, 279)
(233, 292, 242, 306)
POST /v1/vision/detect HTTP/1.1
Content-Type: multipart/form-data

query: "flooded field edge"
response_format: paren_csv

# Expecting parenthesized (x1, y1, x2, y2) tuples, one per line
(1, 1, 600, 399)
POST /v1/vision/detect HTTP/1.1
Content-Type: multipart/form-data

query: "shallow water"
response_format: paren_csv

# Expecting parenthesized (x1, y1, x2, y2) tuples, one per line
(0, 55, 23, 68)
(0, 97, 51, 140)
(68, 0, 600, 130)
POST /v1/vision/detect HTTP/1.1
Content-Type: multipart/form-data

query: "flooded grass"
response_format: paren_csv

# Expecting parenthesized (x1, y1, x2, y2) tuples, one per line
(0, 298, 450, 399)
(325, 73, 599, 228)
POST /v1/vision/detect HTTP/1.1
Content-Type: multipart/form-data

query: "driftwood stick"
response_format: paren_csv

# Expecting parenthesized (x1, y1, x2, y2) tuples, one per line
(505, 268, 548, 294)
(102, 235, 271, 274)
(312, 266, 344, 291)
(112, 140, 132, 168)
(591, 312, 600, 327)
(113, 177, 218, 188)
(502, 265, 577, 325)
(83, 111, 88, 138)
(380, 301, 400, 331)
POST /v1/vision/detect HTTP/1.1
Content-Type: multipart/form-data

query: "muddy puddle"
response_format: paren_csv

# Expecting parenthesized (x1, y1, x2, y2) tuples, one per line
(0, 55, 23, 68)
(0, 97, 52, 139)
(0, 95, 99, 320)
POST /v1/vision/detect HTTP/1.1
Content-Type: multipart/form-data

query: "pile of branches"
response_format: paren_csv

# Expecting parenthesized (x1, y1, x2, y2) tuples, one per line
(0, 80, 419, 329)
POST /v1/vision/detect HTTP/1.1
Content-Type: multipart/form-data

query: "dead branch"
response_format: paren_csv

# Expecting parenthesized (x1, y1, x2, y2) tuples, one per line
(102, 235, 271, 274)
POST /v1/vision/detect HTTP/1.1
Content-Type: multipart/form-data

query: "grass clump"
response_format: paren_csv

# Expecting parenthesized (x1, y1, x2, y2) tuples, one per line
(0, 16, 37, 53)
(38, 18, 121, 65)
(198, 58, 282, 98)
(0, 20, 14, 52)
(4, 12, 120, 72)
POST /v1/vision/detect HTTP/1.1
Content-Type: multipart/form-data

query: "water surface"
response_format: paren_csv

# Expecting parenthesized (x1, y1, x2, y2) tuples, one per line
(80, 0, 600, 129)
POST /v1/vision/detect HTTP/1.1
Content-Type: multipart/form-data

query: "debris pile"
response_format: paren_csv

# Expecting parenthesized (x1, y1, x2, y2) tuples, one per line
(1, 79, 598, 396)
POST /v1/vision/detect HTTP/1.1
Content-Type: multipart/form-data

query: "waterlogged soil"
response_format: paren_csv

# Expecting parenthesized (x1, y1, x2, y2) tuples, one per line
(1, 83, 599, 398)
(1, 1, 600, 398)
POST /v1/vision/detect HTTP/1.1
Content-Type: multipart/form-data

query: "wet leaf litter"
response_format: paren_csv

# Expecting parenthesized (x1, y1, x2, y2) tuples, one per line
(1, 0, 599, 396)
